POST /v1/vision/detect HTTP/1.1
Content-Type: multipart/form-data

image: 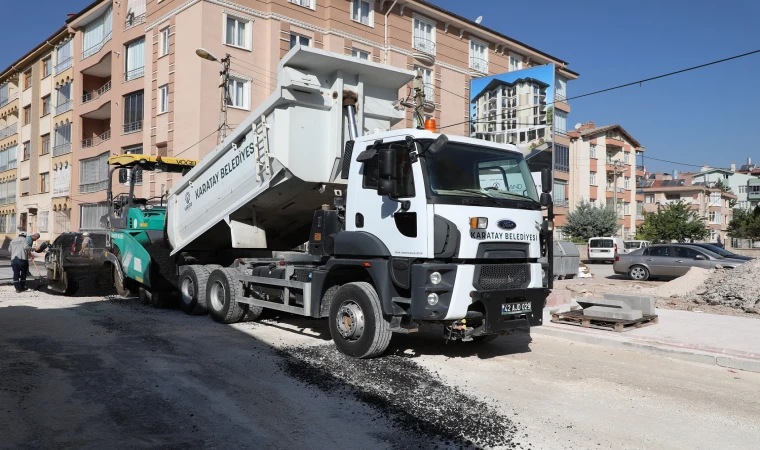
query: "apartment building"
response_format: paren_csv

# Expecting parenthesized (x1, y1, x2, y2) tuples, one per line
(640, 179, 736, 243)
(680, 164, 759, 212)
(557, 122, 646, 239)
(0, 27, 74, 245)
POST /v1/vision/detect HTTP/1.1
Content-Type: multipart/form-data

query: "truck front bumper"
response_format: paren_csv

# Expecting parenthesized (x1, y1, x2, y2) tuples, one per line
(469, 288, 548, 333)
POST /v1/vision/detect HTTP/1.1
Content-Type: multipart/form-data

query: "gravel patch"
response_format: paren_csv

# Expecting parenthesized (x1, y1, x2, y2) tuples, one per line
(278, 344, 522, 450)
(682, 259, 760, 313)
(641, 267, 712, 299)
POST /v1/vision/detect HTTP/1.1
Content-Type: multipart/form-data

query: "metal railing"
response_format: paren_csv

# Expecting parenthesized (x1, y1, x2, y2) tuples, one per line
(82, 80, 111, 104)
(469, 57, 488, 74)
(556, 93, 568, 102)
(0, 196, 13, 205)
(82, 32, 112, 60)
(636, 214, 644, 220)
(55, 100, 73, 116)
(412, 37, 436, 56)
(53, 143, 71, 157)
(554, 198, 569, 207)
(54, 57, 73, 74)
(81, 129, 111, 148)
(1, 157, 18, 173)
(79, 180, 108, 194)
(123, 121, 142, 134)
(636, 165, 645, 171)
(0, 92, 19, 108)
(124, 66, 145, 82)
(0, 122, 17, 140)
(125, 13, 146, 30)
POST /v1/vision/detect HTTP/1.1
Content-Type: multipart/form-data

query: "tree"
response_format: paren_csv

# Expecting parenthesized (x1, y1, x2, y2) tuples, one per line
(713, 179, 737, 207)
(728, 206, 760, 240)
(635, 201, 709, 243)
(563, 201, 620, 241)
(545, 106, 553, 125)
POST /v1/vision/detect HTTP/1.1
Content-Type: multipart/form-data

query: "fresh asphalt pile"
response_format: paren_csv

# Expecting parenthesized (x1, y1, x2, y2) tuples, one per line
(279, 344, 522, 449)
(685, 259, 760, 313)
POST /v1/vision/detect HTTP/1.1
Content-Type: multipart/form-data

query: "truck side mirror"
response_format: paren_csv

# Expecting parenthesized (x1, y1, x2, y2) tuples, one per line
(378, 178, 397, 197)
(378, 148, 397, 179)
(540, 192, 552, 207)
(541, 167, 551, 194)
(427, 134, 449, 154)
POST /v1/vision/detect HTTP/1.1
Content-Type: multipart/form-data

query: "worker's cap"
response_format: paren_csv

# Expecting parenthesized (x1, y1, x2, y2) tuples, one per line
(19, 231, 26, 237)
(82, 232, 90, 236)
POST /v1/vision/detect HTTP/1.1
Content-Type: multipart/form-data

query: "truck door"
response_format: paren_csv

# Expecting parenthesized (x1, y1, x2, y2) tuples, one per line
(347, 140, 428, 258)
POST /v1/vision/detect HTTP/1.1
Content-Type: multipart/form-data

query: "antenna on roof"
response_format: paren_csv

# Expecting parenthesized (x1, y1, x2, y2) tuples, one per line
(475, 16, 483, 24)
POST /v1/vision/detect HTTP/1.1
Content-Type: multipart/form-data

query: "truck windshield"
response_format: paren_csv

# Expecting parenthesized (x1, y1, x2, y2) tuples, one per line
(421, 140, 539, 203)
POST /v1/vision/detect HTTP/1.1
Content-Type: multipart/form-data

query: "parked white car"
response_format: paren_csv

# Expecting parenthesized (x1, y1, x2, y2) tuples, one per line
(622, 240, 651, 254)
(587, 237, 625, 263)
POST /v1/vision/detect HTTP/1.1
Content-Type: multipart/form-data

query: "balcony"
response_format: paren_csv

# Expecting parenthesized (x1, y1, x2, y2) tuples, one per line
(81, 129, 111, 148)
(0, 92, 19, 108)
(554, 198, 569, 207)
(82, 80, 111, 104)
(124, 66, 145, 82)
(0, 122, 17, 140)
(53, 143, 72, 157)
(412, 37, 436, 64)
(79, 180, 108, 194)
(636, 214, 645, 221)
(82, 32, 112, 60)
(123, 121, 142, 134)
(55, 100, 73, 116)
(54, 57, 73, 74)
(0, 196, 14, 205)
(469, 57, 488, 75)
(636, 165, 645, 171)
(125, 13, 146, 30)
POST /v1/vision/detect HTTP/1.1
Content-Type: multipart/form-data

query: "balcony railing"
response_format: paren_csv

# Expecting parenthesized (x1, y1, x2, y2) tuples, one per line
(412, 36, 436, 56)
(123, 121, 142, 134)
(556, 93, 568, 102)
(125, 13, 146, 30)
(82, 80, 111, 104)
(0, 196, 14, 205)
(55, 100, 73, 116)
(53, 143, 72, 157)
(0, 92, 19, 108)
(53, 186, 70, 198)
(0, 122, 17, 140)
(636, 165, 645, 171)
(82, 32, 112, 60)
(81, 129, 111, 148)
(124, 66, 145, 82)
(636, 214, 645, 220)
(469, 57, 488, 74)
(0, 156, 18, 173)
(554, 198, 569, 207)
(79, 180, 108, 194)
(54, 57, 72, 74)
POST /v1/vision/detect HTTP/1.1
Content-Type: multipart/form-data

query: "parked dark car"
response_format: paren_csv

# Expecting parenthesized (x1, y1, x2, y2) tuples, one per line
(682, 243, 754, 261)
(613, 244, 746, 281)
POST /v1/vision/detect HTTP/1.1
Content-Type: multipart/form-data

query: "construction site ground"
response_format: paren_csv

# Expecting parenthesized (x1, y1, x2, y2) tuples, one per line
(2, 284, 760, 450)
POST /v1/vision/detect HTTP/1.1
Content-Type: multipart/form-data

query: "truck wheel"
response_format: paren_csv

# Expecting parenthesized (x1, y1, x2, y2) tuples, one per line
(64, 280, 79, 296)
(113, 265, 137, 297)
(151, 291, 175, 309)
(179, 265, 211, 315)
(328, 282, 392, 359)
(206, 268, 250, 324)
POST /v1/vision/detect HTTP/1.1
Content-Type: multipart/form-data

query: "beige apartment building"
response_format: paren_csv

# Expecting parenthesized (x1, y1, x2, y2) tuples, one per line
(4, 0, 579, 235)
(556, 122, 646, 239)
(0, 26, 75, 245)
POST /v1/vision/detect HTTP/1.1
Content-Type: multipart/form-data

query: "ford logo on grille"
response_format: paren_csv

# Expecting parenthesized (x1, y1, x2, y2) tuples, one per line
(497, 219, 517, 230)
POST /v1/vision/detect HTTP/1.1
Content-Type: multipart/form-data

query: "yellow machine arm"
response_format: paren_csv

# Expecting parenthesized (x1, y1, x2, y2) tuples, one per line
(107, 155, 198, 174)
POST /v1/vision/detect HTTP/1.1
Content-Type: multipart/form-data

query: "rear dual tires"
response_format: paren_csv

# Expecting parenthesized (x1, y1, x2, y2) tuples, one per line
(328, 282, 392, 359)
(206, 268, 263, 324)
(179, 265, 212, 315)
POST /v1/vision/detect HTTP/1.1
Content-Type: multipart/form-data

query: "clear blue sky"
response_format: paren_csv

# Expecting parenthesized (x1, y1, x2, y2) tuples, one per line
(2, 0, 759, 174)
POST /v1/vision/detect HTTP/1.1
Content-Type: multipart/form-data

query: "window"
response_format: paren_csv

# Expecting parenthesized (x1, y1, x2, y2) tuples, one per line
(414, 65, 434, 102)
(53, 164, 71, 197)
(160, 27, 170, 57)
(469, 39, 488, 73)
(124, 38, 145, 81)
(624, 176, 630, 190)
(225, 15, 250, 49)
(646, 246, 670, 257)
(290, 0, 315, 10)
(159, 84, 169, 114)
(674, 246, 703, 259)
(590, 171, 597, 186)
(361, 142, 415, 198)
(38, 211, 49, 233)
(8, 213, 16, 233)
(289, 33, 310, 49)
(554, 144, 569, 172)
(22, 142, 30, 161)
(624, 202, 630, 215)
(80, 203, 109, 230)
(554, 110, 568, 136)
(509, 55, 522, 72)
(41, 134, 50, 155)
(0, 145, 18, 172)
(624, 152, 629, 164)
(413, 16, 436, 56)
(123, 91, 144, 133)
(227, 77, 250, 110)
(23, 106, 31, 125)
(20, 178, 29, 196)
(55, 39, 72, 73)
(42, 58, 51, 78)
(710, 192, 721, 204)
(645, 194, 654, 203)
(555, 76, 567, 101)
(79, 153, 109, 193)
(589, 144, 597, 159)
(55, 81, 72, 115)
(351, 0, 373, 26)
(352, 49, 369, 60)
(0, 83, 8, 106)
(553, 181, 568, 205)
(82, 6, 113, 59)
(119, 146, 143, 185)
(739, 185, 747, 194)
(53, 122, 72, 156)
(41, 95, 51, 116)
(0, 214, 5, 232)
(665, 194, 680, 200)
(40, 173, 50, 193)
(23, 70, 31, 90)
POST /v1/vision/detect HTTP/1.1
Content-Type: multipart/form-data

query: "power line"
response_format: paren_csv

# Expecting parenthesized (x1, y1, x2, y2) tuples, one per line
(173, 125, 222, 158)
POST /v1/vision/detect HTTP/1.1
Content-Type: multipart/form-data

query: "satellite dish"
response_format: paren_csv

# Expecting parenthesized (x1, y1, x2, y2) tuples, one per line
(574, 123, 582, 130)
(475, 16, 483, 24)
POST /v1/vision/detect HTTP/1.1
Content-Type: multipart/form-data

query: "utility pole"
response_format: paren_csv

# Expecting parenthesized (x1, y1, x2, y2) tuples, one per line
(413, 69, 425, 129)
(612, 159, 624, 236)
(218, 54, 232, 144)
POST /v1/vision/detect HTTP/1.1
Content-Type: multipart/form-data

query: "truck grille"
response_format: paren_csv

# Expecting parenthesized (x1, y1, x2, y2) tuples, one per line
(474, 264, 530, 290)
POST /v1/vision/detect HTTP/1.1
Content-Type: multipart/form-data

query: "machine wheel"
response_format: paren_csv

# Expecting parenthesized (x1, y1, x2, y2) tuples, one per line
(151, 291, 175, 309)
(113, 265, 137, 297)
(206, 268, 250, 324)
(328, 282, 392, 359)
(178, 265, 211, 315)
(628, 265, 650, 281)
(64, 279, 79, 296)
(138, 287, 152, 305)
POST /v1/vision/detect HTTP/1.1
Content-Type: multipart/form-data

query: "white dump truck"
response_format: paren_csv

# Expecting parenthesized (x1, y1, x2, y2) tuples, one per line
(164, 46, 555, 358)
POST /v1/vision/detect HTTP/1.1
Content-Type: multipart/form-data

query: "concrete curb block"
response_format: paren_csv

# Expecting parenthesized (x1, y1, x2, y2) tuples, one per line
(531, 326, 760, 374)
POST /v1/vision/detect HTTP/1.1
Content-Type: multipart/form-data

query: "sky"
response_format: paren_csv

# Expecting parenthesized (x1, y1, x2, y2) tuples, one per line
(2, 0, 759, 174)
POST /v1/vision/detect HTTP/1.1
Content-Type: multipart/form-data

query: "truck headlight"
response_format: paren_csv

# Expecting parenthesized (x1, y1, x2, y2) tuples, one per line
(427, 293, 439, 306)
(429, 271, 441, 285)
(470, 217, 488, 229)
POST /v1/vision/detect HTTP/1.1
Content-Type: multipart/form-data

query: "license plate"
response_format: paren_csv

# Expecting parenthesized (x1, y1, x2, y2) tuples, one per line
(501, 302, 532, 315)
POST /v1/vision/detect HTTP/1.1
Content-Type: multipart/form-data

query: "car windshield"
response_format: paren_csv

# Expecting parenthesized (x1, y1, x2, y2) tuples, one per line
(625, 242, 641, 249)
(698, 244, 733, 257)
(421, 140, 539, 203)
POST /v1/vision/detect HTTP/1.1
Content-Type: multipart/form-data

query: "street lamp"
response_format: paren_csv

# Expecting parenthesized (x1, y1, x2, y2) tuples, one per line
(195, 48, 218, 62)
(196, 48, 231, 143)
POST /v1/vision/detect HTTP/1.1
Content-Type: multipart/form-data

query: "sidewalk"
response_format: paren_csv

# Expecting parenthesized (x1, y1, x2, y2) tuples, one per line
(534, 306, 760, 373)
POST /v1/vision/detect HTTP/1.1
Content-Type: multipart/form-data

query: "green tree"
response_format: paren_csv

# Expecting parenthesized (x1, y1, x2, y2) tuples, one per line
(563, 201, 620, 241)
(545, 106, 553, 125)
(728, 206, 760, 240)
(713, 180, 736, 207)
(636, 201, 709, 243)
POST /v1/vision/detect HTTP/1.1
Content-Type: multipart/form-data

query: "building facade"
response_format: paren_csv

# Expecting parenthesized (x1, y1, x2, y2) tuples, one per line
(681, 166, 759, 212)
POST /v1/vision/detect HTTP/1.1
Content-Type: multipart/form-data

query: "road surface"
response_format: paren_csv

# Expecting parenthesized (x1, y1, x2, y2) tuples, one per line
(1, 286, 758, 449)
